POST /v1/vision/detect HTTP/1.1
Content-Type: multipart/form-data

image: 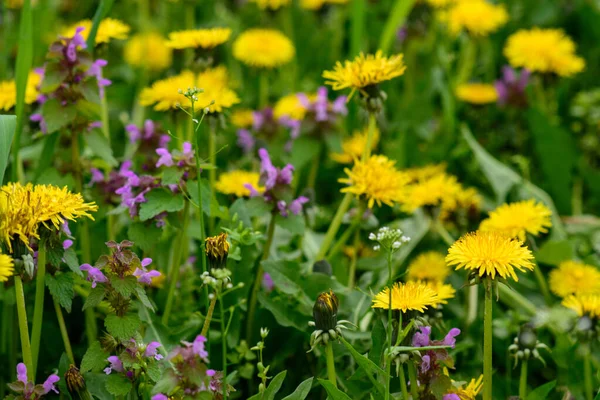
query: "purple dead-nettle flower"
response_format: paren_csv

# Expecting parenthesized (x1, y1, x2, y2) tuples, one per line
(152, 395, 168, 400)
(89, 168, 105, 186)
(9, 363, 61, 399)
(237, 128, 255, 153)
(133, 257, 161, 285)
(30, 113, 47, 134)
(42, 375, 60, 394)
(17, 363, 28, 384)
(442, 328, 461, 348)
(495, 66, 529, 107)
(65, 26, 86, 62)
(87, 59, 112, 97)
(145, 341, 164, 361)
(104, 356, 124, 375)
(156, 148, 173, 168)
(262, 272, 274, 292)
(80, 263, 108, 288)
(63, 239, 73, 250)
(412, 326, 461, 375)
(443, 394, 461, 400)
(193, 335, 209, 360)
(412, 325, 432, 348)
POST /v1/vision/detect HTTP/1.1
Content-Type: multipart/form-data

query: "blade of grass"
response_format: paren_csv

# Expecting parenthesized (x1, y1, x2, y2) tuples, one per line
(33, 132, 59, 183)
(350, 0, 366, 57)
(11, 0, 34, 183)
(86, 0, 116, 50)
(0, 115, 17, 184)
(378, 0, 416, 54)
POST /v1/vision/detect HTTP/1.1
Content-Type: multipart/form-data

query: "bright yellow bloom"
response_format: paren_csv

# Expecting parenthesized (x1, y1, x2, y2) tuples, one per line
(331, 126, 380, 164)
(124, 32, 172, 71)
(401, 172, 462, 213)
(479, 199, 552, 241)
(404, 164, 447, 183)
(231, 109, 255, 128)
(444, 0, 508, 36)
(249, 0, 291, 9)
(215, 170, 264, 197)
(456, 83, 498, 104)
(273, 93, 307, 120)
(0, 70, 42, 111)
(62, 18, 130, 44)
(300, 0, 348, 9)
(448, 375, 484, 400)
(504, 28, 585, 77)
(427, 281, 456, 305)
(139, 67, 239, 112)
(446, 231, 535, 282)
(0, 251, 14, 282)
(562, 294, 600, 319)
(166, 27, 232, 50)
(339, 155, 410, 208)
(372, 281, 440, 313)
(233, 29, 295, 69)
(425, 0, 455, 8)
(149, 271, 165, 288)
(549, 261, 600, 298)
(323, 51, 406, 97)
(407, 251, 451, 282)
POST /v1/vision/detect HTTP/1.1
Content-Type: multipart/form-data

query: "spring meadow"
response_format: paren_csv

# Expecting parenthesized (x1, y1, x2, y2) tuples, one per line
(2, 0, 600, 399)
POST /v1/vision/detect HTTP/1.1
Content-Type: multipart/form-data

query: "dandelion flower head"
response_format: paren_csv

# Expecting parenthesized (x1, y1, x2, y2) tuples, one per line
(0, 251, 14, 282)
(549, 261, 600, 298)
(0, 70, 42, 111)
(62, 18, 130, 44)
(233, 29, 295, 69)
(400, 172, 462, 213)
(273, 93, 309, 121)
(231, 109, 255, 128)
(124, 32, 172, 71)
(331, 126, 380, 164)
(372, 281, 440, 313)
(447, 375, 484, 400)
(249, 0, 291, 10)
(215, 170, 265, 197)
(300, 0, 348, 10)
(562, 294, 600, 319)
(443, 0, 508, 36)
(456, 83, 498, 104)
(166, 27, 232, 50)
(479, 199, 552, 241)
(407, 251, 452, 282)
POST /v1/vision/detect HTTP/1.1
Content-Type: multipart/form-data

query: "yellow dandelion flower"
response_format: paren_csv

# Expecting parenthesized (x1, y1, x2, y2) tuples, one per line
(504, 28, 585, 77)
(456, 83, 498, 104)
(448, 375, 484, 400)
(323, 51, 406, 96)
(249, 0, 291, 10)
(231, 109, 255, 128)
(233, 29, 295, 69)
(443, 0, 508, 36)
(479, 199, 552, 241)
(446, 231, 535, 282)
(427, 281, 456, 305)
(562, 294, 600, 319)
(339, 155, 410, 208)
(215, 170, 265, 197)
(166, 27, 231, 50)
(404, 163, 448, 183)
(0, 251, 14, 282)
(331, 126, 380, 164)
(426, 0, 455, 8)
(549, 261, 600, 298)
(149, 271, 165, 288)
(62, 18, 130, 44)
(401, 172, 462, 213)
(453, 187, 482, 212)
(372, 281, 440, 313)
(0, 70, 42, 111)
(300, 0, 348, 10)
(124, 32, 172, 71)
(196, 67, 240, 113)
(273, 93, 307, 121)
(407, 251, 452, 282)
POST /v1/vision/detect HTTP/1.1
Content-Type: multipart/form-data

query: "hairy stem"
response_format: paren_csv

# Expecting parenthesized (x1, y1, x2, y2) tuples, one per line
(325, 341, 337, 388)
(53, 297, 75, 364)
(483, 279, 493, 400)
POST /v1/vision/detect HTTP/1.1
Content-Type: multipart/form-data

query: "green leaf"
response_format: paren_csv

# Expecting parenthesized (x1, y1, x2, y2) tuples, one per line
(110, 276, 138, 297)
(139, 189, 185, 221)
(378, 0, 417, 53)
(430, 374, 452, 399)
(281, 377, 313, 400)
(135, 286, 154, 311)
(127, 222, 162, 253)
(288, 137, 321, 171)
(85, 129, 117, 167)
(81, 341, 109, 373)
(104, 313, 141, 340)
(276, 213, 306, 236)
(83, 286, 106, 311)
(0, 115, 16, 184)
(86, 0, 116, 49)
(318, 379, 352, 400)
(247, 371, 287, 400)
(368, 318, 385, 367)
(526, 380, 556, 400)
(33, 132, 59, 183)
(84, 373, 111, 400)
(46, 272, 74, 313)
(188, 179, 228, 220)
(63, 248, 83, 276)
(534, 240, 574, 266)
(105, 373, 132, 396)
(162, 167, 184, 185)
(258, 292, 310, 331)
(145, 362, 162, 383)
(42, 98, 77, 134)
(340, 337, 386, 397)
(40, 62, 68, 93)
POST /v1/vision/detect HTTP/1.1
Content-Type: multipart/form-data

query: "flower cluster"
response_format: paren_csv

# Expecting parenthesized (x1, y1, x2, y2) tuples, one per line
(61, 18, 130, 45)
(549, 260, 600, 298)
(0, 70, 41, 111)
(369, 226, 411, 253)
(331, 125, 380, 163)
(125, 32, 172, 72)
(479, 199, 552, 241)
(103, 339, 164, 377)
(6, 363, 59, 399)
(442, 0, 508, 36)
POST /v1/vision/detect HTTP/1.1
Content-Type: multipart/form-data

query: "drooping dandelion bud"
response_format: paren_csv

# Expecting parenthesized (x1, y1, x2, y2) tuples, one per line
(508, 324, 549, 368)
(65, 365, 92, 400)
(205, 233, 230, 269)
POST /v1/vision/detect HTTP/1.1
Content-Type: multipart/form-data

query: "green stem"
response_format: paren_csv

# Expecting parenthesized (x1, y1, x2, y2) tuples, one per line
(208, 122, 217, 235)
(100, 93, 111, 144)
(53, 296, 75, 364)
(201, 294, 217, 337)
(385, 250, 393, 400)
(466, 285, 478, 326)
(398, 363, 409, 400)
(350, 0, 366, 56)
(84, 307, 97, 347)
(519, 358, 528, 400)
(31, 245, 46, 375)
(532, 264, 551, 305)
(325, 341, 337, 388)
(15, 276, 33, 380)
(455, 37, 477, 86)
(314, 192, 353, 263)
(378, 0, 416, 54)
(162, 201, 190, 326)
(327, 209, 363, 260)
(362, 113, 376, 160)
(347, 230, 360, 288)
(306, 143, 322, 190)
(259, 72, 269, 108)
(407, 362, 419, 400)
(498, 284, 536, 316)
(246, 215, 276, 342)
(584, 350, 593, 400)
(219, 295, 228, 400)
(483, 279, 493, 400)
(572, 177, 583, 215)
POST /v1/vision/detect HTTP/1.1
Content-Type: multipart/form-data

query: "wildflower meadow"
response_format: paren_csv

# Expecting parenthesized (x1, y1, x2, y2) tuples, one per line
(2, 0, 600, 399)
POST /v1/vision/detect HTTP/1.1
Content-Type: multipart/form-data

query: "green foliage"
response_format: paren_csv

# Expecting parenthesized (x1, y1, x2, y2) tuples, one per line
(45, 272, 74, 313)
(127, 222, 162, 253)
(162, 167, 184, 185)
(247, 370, 287, 400)
(281, 377, 314, 400)
(0, 115, 16, 184)
(81, 341, 110, 373)
(110, 275, 138, 297)
(42, 99, 77, 134)
(139, 189, 185, 221)
(84, 129, 117, 167)
(526, 380, 556, 400)
(318, 379, 352, 400)
(104, 313, 141, 340)
(340, 337, 386, 396)
(105, 373, 132, 397)
(83, 287, 106, 311)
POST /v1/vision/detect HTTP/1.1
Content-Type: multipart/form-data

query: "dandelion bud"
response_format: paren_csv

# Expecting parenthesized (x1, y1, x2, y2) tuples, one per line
(65, 365, 92, 400)
(517, 324, 537, 350)
(205, 233, 230, 269)
(313, 260, 332, 276)
(313, 290, 339, 332)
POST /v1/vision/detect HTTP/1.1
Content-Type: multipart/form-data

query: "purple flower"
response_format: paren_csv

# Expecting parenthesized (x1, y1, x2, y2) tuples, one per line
(412, 326, 431, 347)
(262, 272, 274, 292)
(421, 355, 431, 373)
(495, 66, 529, 107)
(332, 95, 348, 115)
(134, 268, 161, 285)
(71, 26, 87, 49)
(104, 356, 124, 375)
(87, 59, 111, 97)
(143, 120, 155, 139)
(192, 335, 209, 360)
(443, 395, 461, 400)
(126, 124, 141, 143)
(289, 196, 309, 215)
(42, 374, 60, 394)
(152, 395, 168, 400)
(80, 263, 108, 288)
(145, 342, 164, 360)
(258, 148, 279, 189)
(206, 369, 216, 377)
(89, 168, 105, 186)
(142, 258, 152, 268)
(442, 328, 461, 348)
(156, 148, 174, 168)
(17, 363, 28, 384)
(30, 113, 47, 134)
(63, 239, 73, 250)
(62, 221, 72, 236)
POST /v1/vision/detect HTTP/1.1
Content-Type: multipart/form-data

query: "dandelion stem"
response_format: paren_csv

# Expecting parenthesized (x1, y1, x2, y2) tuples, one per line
(325, 341, 337, 388)
(30, 244, 46, 375)
(208, 121, 217, 235)
(201, 294, 218, 337)
(162, 201, 190, 326)
(519, 358, 528, 400)
(314, 192, 353, 264)
(15, 276, 33, 380)
(584, 348, 593, 400)
(497, 284, 536, 316)
(532, 264, 552, 305)
(347, 230, 360, 288)
(407, 362, 419, 400)
(219, 294, 228, 400)
(246, 214, 276, 342)
(259, 72, 269, 108)
(483, 279, 493, 400)
(100, 93, 111, 144)
(362, 113, 377, 160)
(398, 363, 409, 400)
(327, 202, 364, 261)
(385, 250, 393, 400)
(53, 296, 75, 364)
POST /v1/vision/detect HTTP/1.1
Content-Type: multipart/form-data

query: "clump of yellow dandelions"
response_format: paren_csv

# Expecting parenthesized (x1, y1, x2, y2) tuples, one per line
(562, 294, 600, 319)
(233, 29, 295, 69)
(273, 93, 308, 121)
(549, 261, 600, 298)
(1, 183, 97, 252)
(504, 28, 585, 77)
(372, 281, 440, 313)
(446, 231, 535, 282)
(249, 0, 291, 10)
(331, 126, 380, 164)
(447, 375, 484, 400)
(339, 155, 410, 208)
(407, 251, 452, 282)
(215, 171, 265, 198)
(455, 83, 498, 105)
(0, 251, 14, 282)
(139, 67, 239, 112)
(0, 70, 42, 111)
(443, 0, 508, 36)
(166, 27, 232, 50)
(479, 199, 552, 241)
(124, 32, 172, 71)
(400, 172, 461, 213)
(323, 51, 406, 97)
(62, 18, 130, 44)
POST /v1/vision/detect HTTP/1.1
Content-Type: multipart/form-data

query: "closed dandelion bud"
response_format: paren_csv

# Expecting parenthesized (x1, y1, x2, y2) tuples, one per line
(205, 233, 230, 269)
(313, 290, 339, 332)
(313, 259, 332, 276)
(65, 365, 92, 400)
(517, 324, 537, 350)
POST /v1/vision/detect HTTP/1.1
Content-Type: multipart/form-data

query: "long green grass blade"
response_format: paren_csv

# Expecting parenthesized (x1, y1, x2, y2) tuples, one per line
(0, 115, 17, 184)
(378, 0, 416, 54)
(86, 0, 116, 50)
(11, 0, 34, 183)
(350, 0, 366, 56)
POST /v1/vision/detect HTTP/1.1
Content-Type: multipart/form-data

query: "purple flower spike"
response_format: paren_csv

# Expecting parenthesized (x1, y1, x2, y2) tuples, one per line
(145, 342, 164, 360)
(192, 335, 209, 360)
(258, 148, 278, 190)
(141, 258, 152, 268)
(206, 369, 216, 377)
(134, 268, 161, 285)
(63, 239, 73, 250)
(80, 263, 108, 288)
(42, 374, 60, 394)
(237, 129, 255, 153)
(421, 355, 431, 373)
(156, 148, 174, 168)
(17, 363, 28, 384)
(262, 272, 274, 292)
(442, 328, 461, 348)
(289, 196, 309, 216)
(412, 326, 431, 347)
(104, 356, 124, 375)
(443, 395, 461, 400)
(152, 395, 168, 400)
